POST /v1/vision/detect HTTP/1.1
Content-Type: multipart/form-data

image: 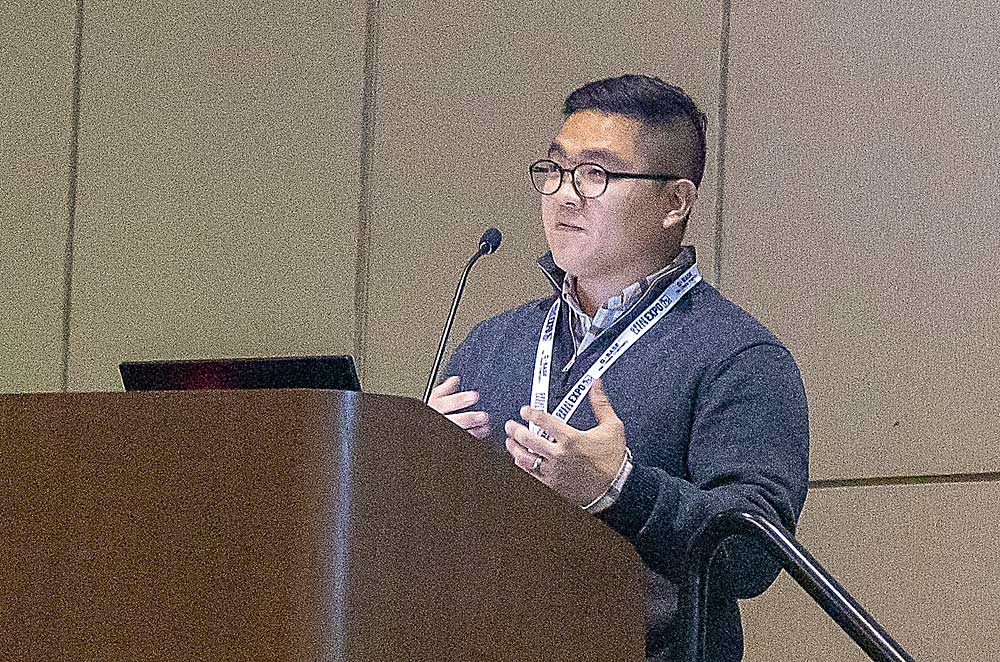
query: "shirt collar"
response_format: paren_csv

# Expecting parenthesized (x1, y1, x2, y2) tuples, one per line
(562, 267, 660, 320)
(537, 245, 698, 295)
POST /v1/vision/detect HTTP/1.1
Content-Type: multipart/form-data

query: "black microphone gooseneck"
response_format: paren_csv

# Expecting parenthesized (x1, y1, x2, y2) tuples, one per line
(422, 228, 503, 404)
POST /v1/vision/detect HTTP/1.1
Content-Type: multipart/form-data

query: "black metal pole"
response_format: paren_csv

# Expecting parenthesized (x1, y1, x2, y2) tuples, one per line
(683, 510, 915, 662)
(422, 253, 480, 404)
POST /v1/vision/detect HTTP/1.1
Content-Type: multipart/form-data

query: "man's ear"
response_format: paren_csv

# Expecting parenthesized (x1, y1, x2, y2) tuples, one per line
(662, 179, 698, 232)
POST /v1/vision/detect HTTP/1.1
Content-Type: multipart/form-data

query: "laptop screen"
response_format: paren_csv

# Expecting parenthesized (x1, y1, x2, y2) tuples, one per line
(119, 355, 361, 392)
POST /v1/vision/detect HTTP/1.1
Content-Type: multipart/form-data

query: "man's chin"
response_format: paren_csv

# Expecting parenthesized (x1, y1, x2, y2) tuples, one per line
(548, 249, 589, 278)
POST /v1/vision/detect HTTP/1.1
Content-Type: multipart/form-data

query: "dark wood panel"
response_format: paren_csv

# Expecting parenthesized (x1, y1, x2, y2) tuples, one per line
(0, 390, 645, 660)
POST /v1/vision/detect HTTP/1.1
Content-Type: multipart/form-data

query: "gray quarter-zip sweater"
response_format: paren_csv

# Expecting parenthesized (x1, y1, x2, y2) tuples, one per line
(443, 246, 809, 661)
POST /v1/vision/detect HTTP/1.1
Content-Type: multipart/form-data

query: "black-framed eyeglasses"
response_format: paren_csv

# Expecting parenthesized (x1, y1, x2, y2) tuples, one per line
(528, 159, 684, 199)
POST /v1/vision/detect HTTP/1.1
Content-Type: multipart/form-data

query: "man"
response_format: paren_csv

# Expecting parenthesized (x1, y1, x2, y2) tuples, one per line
(429, 74, 809, 662)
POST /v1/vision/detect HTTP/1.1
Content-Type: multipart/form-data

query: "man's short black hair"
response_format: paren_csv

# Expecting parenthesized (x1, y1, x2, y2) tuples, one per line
(563, 74, 707, 186)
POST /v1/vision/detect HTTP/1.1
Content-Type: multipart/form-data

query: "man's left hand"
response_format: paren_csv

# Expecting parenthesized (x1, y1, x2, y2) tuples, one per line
(504, 379, 626, 507)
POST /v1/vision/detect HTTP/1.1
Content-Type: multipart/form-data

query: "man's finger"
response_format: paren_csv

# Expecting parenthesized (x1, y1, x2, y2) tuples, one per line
(446, 411, 489, 430)
(519, 405, 576, 442)
(505, 437, 546, 474)
(468, 424, 490, 439)
(430, 375, 461, 399)
(433, 389, 480, 414)
(504, 434, 547, 459)
(506, 437, 533, 471)
(504, 419, 559, 456)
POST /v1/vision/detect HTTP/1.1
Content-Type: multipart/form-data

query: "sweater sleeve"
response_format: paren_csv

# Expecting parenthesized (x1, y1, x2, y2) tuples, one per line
(441, 317, 495, 389)
(599, 342, 810, 596)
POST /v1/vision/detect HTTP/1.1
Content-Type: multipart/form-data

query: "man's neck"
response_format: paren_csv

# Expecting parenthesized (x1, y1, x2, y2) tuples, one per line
(572, 249, 680, 317)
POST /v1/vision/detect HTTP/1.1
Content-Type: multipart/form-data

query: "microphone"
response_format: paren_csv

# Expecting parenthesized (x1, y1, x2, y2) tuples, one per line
(422, 228, 503, 404)
(479, 227, 502, 255)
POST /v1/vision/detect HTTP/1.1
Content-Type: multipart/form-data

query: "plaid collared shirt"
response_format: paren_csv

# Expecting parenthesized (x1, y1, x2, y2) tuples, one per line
(560, 252, 687, 369)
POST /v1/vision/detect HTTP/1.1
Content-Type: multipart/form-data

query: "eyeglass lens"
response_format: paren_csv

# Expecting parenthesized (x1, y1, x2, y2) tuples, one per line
(530, 160, 608, 198)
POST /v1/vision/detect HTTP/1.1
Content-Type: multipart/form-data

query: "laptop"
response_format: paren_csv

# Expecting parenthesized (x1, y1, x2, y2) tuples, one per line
(119, 355, 361, 392)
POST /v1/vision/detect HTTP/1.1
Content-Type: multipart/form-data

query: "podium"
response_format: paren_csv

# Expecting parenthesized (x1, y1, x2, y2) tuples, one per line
(0, 389, 645, 661)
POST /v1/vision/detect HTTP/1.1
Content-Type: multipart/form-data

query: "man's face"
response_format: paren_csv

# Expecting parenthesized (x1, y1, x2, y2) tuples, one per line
(541, 110, 676, 281)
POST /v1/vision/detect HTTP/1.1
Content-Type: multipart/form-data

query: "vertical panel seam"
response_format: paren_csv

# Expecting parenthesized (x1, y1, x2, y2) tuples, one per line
(61, 0, 85, 392)
(714, 0, 732, 289)
(353, 0, 381, 383)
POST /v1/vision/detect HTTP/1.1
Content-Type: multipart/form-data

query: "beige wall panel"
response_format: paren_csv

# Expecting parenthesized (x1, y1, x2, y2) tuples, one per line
(69, 1, 367, 391)
(742, 481, 1000, 661)
(363, 1, 724, 395)
(722, 2, 1000, 479)
(0, 4, 77, 392)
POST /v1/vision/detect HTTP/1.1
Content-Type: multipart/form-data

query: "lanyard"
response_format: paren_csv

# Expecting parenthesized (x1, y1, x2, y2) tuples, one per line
(529, 264, 702, 438)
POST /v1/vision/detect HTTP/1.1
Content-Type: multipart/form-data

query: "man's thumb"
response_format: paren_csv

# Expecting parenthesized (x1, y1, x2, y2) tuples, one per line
(589, 378, 616, 422)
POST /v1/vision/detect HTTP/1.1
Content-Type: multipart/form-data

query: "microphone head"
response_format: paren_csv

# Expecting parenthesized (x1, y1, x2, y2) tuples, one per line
(478, 227, 503, 255)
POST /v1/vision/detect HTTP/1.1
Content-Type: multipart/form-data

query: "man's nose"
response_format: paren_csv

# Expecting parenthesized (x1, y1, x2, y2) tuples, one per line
(553, 169, 583, 207)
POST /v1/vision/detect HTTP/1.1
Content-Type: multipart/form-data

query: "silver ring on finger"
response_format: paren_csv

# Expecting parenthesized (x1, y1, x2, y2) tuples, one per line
(530, 453, 544, 474)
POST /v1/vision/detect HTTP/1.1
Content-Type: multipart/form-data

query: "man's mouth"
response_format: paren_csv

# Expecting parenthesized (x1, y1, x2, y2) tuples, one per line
(555, 220, 585, 231)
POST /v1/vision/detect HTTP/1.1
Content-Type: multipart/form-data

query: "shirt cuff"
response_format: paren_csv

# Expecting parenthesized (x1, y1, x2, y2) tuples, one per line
(597, 462, 659, 541)
(583, 447, 633, 514)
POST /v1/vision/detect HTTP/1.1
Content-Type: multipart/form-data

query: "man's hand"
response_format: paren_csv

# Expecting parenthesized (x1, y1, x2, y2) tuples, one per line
(428, 375, 491, 439)
(503, 379, 626, 506)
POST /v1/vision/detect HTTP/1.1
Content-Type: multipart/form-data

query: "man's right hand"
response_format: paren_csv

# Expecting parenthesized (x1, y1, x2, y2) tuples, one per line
(428, 375, 490, 439)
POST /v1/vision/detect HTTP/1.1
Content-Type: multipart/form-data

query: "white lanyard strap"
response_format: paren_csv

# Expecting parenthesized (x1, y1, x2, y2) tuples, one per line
(529, 264, 702, 437)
